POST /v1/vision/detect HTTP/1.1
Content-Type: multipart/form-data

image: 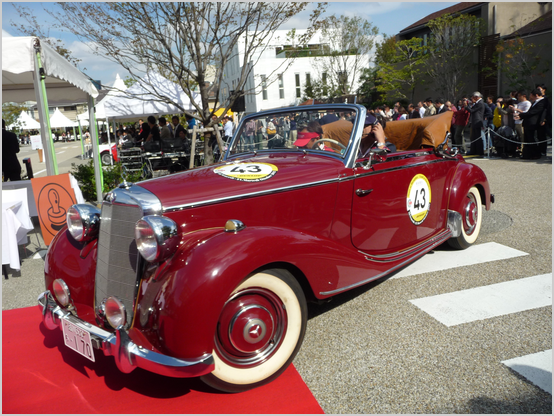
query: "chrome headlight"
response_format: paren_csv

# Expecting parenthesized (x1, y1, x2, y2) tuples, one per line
(104, 296, 126, 328)
(135, 215, 179, 262)
(53, 278, 71, 307)
(66, 204, 101, 242)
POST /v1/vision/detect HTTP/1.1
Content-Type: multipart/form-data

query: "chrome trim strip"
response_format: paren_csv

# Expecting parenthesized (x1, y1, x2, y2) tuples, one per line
(164, 176, 341, 212)
(353, 158, 453, 180)
(319, 229, 452, 296)
(359, 229, 452, 263)
(38, 291, 214, 378)
(163, 157, 454, 212)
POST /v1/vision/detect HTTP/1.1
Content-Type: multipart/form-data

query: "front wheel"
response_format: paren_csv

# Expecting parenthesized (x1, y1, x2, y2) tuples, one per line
(201, 269, 307, 393)
(448, 186, 482, 249)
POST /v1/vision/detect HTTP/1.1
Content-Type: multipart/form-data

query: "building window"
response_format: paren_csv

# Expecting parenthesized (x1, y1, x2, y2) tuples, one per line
(295, 74, 301, 98)
(305, 73, 311, 86)
(63, 106, 77, 111)
(322, 72, 327, 85)
(261, 75, 268, 100)
(278, 74, 284, 99)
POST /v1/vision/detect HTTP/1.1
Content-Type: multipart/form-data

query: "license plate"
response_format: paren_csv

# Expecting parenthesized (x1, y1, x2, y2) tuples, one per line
(61, 318, 95, 362)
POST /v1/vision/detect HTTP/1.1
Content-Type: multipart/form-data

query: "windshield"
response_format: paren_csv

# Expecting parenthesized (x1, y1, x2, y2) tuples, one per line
(227, 106, 359, 158)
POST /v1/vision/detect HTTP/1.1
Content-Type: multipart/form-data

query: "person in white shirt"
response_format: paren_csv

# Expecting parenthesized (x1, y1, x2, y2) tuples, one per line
(511, 91, 531, 145)
(418, 102, 426, 118)
(223, 116, 234, 141)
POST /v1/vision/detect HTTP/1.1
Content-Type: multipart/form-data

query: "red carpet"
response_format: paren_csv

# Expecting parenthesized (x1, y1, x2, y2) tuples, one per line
(2, 307, 323, 414)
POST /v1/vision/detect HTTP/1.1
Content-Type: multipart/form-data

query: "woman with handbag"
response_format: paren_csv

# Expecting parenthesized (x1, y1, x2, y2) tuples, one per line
(266, 118, 277, 148)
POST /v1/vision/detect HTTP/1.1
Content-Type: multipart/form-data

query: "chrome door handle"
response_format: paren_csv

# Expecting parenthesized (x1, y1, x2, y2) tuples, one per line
(356, 189, 373, 197)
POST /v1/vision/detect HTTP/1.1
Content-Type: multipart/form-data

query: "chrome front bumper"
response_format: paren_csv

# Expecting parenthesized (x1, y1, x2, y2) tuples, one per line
(38, 291, 214, 378)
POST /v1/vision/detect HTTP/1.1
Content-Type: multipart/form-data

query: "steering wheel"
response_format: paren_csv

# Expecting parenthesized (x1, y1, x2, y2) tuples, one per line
(311, 138, 347, 153)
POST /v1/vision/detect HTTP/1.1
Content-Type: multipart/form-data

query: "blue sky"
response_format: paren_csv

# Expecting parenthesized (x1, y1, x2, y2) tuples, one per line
(2, 1, 456, 85)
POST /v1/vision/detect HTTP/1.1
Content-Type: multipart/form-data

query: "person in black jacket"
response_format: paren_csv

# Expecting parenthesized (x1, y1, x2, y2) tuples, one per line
(2, 119, 22, 181)
(466, 92, 486, 156)
(536, 84, 551, 156)
(517, 88, 547, 159)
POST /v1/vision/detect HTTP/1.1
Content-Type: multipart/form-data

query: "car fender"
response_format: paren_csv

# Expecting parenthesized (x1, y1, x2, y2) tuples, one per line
(448, 162, 491, 214)
(138, 225, 367, 360)
(44, 227, 98, 324)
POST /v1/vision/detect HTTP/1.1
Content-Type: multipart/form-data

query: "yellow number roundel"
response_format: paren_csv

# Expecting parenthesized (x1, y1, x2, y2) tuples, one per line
(406, 174, 431, 225)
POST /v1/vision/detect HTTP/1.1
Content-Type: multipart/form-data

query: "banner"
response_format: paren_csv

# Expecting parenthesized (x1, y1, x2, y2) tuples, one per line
(31, 173, 76, 246)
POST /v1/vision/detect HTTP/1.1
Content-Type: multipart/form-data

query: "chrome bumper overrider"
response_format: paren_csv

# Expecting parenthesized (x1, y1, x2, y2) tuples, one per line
(38, 291, 214, 378)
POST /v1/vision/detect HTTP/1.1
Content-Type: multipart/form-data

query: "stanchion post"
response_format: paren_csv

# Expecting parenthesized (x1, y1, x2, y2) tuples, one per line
(189, 125, 197, 169)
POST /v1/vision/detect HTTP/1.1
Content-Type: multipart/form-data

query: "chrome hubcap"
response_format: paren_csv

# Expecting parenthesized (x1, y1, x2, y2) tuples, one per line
(216, 288, 287, 368)
(464, 193, 478, 235)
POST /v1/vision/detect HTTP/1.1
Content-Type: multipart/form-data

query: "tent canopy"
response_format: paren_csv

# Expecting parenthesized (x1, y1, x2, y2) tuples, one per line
(100, 72, 201, 120)
(49, 108, 76, 128)
(78, 73, 127, 121)
(8, 111, 41, 130)
(2, 36, 99, 104)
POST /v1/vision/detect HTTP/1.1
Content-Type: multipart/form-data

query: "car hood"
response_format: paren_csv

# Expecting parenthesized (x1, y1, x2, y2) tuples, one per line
(137, 153, 344, 211)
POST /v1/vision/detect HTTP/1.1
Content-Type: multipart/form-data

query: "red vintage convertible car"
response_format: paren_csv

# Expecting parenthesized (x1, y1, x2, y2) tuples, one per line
(38, 104, 493, 392)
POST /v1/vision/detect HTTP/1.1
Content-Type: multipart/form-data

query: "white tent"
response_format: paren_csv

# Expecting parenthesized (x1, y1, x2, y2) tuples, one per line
(50, 108, 76, 128)
(2, 37, 98, 105)
(8, 111, 41, 130)
(101, 72, 200, 120)
(2, 36, 102, 204)
(77, 73, 127, 121)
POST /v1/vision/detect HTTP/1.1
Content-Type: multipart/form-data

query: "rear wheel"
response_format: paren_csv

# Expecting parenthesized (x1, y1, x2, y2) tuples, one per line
(448, 186, 482, 249)
(201, 269, 307, 392)
(101, 152, 112, 166)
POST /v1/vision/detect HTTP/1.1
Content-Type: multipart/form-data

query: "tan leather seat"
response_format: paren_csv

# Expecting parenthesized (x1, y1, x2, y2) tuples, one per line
(384, 112, 453, 151)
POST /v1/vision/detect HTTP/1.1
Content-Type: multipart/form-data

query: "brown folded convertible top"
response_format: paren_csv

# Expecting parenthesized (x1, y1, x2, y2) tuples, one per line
(384, 111, 453, 151)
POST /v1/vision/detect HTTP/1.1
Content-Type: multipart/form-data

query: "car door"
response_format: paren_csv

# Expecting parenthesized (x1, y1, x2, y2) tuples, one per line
(351, 152, 456, 254)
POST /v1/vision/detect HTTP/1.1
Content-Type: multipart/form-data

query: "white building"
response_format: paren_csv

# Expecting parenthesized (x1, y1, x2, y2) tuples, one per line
(220, 29, 369, 114)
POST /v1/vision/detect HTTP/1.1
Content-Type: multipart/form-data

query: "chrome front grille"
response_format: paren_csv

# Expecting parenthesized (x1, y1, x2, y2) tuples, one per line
(95, 201, 144, 326)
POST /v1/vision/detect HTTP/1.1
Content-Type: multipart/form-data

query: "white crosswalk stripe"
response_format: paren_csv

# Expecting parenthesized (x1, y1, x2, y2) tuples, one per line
(404, 243, 552, 395)
(502, 350, 552, 394)
(392, 242, 528, 279)
(409, 273, 552, 327)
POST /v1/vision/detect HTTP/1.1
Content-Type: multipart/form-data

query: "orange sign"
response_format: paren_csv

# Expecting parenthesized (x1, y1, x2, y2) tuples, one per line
(31, 174, 77, 246)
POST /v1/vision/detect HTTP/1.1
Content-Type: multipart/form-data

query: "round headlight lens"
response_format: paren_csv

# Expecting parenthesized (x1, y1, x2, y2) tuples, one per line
(53, 279, 70, 307)
(66, 204, 101, 242)
(135, 216, 179, 263)
(135, 219, 158, 262)
(104, 296, 126, 328)
(67, 206, 85, 241)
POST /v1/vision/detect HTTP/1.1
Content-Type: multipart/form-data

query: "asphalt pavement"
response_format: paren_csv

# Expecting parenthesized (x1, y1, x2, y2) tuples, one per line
(2, 150, 551, 413)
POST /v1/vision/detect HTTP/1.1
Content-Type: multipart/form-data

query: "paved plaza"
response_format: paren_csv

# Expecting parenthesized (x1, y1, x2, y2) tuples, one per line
(3, 151, 552, 413)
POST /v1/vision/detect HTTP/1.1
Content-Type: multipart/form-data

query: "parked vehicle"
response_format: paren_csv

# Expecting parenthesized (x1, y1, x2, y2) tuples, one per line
(38, 104, 493, 392)
(98, 143, 119, 165)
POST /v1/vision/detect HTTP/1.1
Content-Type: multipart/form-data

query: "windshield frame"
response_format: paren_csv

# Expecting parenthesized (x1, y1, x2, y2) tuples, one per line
(223, 104, 367, 169)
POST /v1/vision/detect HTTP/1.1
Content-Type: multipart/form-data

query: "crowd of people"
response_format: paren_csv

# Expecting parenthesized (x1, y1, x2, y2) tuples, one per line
(368, 83, 551, 160)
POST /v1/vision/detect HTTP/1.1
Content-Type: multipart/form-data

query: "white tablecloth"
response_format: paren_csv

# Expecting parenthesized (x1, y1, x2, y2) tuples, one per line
(2, 202, 24, 270)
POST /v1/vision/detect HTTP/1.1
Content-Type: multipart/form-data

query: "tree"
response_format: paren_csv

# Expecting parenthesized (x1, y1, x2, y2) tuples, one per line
(9, 3, 82, 67)
(2, 103, 31, 132)
(39, 2, 326, 165)
(374, 36, 427, 102)
(493, 36, 550, 93)
(425, 13, 485, 101)
(356, 67, 379, 106)
(313, 15, 379, 96)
